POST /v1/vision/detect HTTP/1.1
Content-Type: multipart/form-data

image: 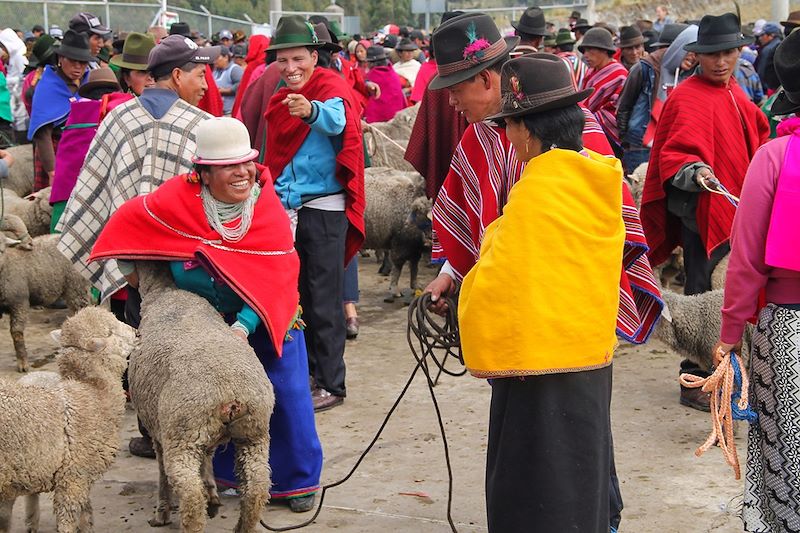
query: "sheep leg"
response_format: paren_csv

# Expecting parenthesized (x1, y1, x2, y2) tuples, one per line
(201, 454, 221, 519)
(409, 255, 420, 292)
(77, 499, 93, 533)
(233, 439, 270, 533)
(24, 494, 39, 532)
(378, 252, 392, 276)
(388, 251, 404, 298)
(9, 305, 29, 372)
(53, 480, 92, 533)
(0, 498, 13, 533)
(163, 448, 207, 533)
(149, 440, 172, 527)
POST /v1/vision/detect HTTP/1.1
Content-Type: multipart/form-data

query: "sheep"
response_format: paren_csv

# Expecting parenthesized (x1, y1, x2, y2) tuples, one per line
(363, 168, 432, 302)
(2, 186, 53, 237)
(1, 214, 32, 250)
(711, 252, 729, 291)
(627, 162, 647, 209)
(362, 105, 419, 172)
(654, 289, 751, 373)
(1, 145, 34, 197)
(0, 233, 91, 372)
(0, 307, 137, 533)
(131, 260, 275, 533)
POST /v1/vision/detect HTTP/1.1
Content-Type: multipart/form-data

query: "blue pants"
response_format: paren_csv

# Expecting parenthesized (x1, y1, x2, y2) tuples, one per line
(343, 256, 359, 304)
(622, 146, 650, 177)
(213, 327, 323, 499)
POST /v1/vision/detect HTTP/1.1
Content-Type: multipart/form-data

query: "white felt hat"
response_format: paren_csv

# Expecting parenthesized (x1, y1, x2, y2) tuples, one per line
(192, 117, 259, 165)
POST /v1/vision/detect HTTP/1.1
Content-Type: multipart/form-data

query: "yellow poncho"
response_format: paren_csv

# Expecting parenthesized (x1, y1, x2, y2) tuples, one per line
(458, 148, 625, 378)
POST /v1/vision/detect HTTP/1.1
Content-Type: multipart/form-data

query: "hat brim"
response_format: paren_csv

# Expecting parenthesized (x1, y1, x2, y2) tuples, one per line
(486, 87, 594, 120)
(192, 148, 260, 165)
(77, 80, 120, 98)
(268, 41, 324, 51)
(109, 54, 148, 70)
(428, 36, 520, 91)
(619, 37, 645, 48)
(510, 22, 549, 36)
(574, 25, 592, 32)
(683, 35, 753, 53)
(322, 42, 343, 52)
(55, 46, 95, 63)
(769, 88, 800, 115)
(577, 43, 616, 53)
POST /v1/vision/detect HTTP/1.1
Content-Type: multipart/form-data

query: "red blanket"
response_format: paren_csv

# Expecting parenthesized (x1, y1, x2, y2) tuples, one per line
(231, 35, 270, 118)
(89, 170, 299, 355)
(641, 75, 770, 266)
(265, 67, 365, 263)
(198, 65, 223, 117)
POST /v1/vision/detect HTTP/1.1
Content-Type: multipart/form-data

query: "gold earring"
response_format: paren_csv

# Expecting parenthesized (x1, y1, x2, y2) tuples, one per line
(525, 139, 529, 155)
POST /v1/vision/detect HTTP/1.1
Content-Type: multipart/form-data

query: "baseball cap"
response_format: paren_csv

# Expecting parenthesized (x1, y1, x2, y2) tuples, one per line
(219, 29, 233, 40)
(231, 44, 247, 57)
(147, 35, 221, 77)
(69, 12, 111, 36)
(761, 22, 783, 35)
(49, 25, 64, 39)
(752, 19, 767, 35)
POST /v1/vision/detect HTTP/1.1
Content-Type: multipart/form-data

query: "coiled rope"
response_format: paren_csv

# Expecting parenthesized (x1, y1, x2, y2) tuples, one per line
(260, 293, 464, 532)
(679, 351, 757, 479)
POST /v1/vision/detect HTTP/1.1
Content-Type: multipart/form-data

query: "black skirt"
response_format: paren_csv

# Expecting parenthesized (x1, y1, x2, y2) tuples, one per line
(486, 364, 614, 533)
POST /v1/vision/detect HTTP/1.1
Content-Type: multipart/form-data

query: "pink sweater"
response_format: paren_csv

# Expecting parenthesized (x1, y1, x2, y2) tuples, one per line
(720, 122, 800, 343)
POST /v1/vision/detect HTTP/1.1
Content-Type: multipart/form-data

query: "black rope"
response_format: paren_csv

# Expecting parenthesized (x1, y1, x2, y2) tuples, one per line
(260, 293, 463, 532)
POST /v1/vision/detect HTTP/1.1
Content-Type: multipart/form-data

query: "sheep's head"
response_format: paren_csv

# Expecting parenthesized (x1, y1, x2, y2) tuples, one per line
(406, 196, 433, 247)
(52, 307, 137, 382)
(1, 214, 33, 250)
(652, 290, 677, 348)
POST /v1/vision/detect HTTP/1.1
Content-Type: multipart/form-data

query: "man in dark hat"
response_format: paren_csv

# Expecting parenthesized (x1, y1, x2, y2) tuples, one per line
(510, 6, 548, 56)
(754, 22, 783, 91)
(263, 16, 365, 419)
(617, 23, 688, 174)
(781, 9, 800, 34)
(568, 10, 581, 29)
(618, 25, 646, 70)
(641, 13, 770, 409)
(68, 12, 110, 66)
(393, 37, 421, 94)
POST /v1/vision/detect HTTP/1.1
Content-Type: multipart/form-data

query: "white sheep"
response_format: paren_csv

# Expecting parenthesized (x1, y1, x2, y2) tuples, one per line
(2, 187, 53, 237)
(1, 214, 32, 250)
(363, 168, 432, 302)
(0, 307, 137, 533)
(0, 233, 91, 372)
(131, 261, 274, 533)
(0, 145, 34, 197)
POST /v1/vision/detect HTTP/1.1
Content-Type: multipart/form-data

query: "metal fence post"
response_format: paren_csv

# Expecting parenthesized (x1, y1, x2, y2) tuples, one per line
(105, 0, 111, 28)
(43, 0, 49, 30)
(200, 4, 212, 38)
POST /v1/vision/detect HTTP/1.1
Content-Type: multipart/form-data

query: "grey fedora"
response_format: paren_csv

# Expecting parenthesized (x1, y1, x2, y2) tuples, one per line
(578, 27, 616, 53)
(650, 23, 689, 47)
(511, 7, 548, 37)
(488, 53, 593, 120)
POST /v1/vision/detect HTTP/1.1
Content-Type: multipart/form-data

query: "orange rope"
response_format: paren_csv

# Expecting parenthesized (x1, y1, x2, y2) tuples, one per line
(679, 353, 751, 480)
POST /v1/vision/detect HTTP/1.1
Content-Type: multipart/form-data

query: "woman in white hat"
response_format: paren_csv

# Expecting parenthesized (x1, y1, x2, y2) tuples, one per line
(90, 117, 323, 513)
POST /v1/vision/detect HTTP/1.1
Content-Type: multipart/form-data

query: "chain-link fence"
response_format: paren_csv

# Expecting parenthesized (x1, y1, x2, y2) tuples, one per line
(0, 0, 266, 37)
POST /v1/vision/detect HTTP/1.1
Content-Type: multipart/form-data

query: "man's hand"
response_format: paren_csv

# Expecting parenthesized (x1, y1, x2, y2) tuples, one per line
(424, 273, 456, 316)
(711, 340, 742, 367)
(366, 81, 381, 99)
(282, 93, 313, 119)
(695, 167, 716, 189)
(0, 149, 14, 168)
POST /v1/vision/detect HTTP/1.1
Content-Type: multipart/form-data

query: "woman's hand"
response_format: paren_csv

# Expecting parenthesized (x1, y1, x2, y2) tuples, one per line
(712, 340, 742, 367)
(0, 149, 15, 168)
(424, 273, 456, 316)
(366, 81, 381, 98)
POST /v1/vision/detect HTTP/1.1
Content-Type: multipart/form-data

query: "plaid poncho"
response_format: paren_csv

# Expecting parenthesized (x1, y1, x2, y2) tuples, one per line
(57, 97, 210, 299)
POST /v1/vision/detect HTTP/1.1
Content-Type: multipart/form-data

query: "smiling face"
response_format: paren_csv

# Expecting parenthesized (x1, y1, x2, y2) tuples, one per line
(698, 48, 739, 85)
(201, 161, 257, 203)
(88, 33, 104, 56)
(276, 46, 318, 91)
(174, 63, 208, 106)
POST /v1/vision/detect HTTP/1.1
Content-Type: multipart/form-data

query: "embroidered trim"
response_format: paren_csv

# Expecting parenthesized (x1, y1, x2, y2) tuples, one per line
(467, 360, 614, 379)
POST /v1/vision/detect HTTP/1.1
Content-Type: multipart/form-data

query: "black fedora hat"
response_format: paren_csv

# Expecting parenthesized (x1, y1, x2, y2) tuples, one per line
(650, 23, 689, 47)
(366, 45, 388, 62)
(54, 29, 94, 62)
(618, 25, 644, 48)
(771, 29, 800, 115)
(573, 18, 592, 32)
(684, 13, 752, 53)
(511, 7, 548, 37)
(313, 22, 342, 52)
(169, 22, 191, 37)
(487, 53, 593, 120)
(429, 13, 519, 90)
(578, 27, 616, 53)
(396, 37, 419, 51)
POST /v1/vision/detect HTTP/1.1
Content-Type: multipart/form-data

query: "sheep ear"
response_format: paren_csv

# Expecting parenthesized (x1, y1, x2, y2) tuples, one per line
(88, 338, 107, 352)
(4, 236, 21, 246)
(50, 329, 62, 344)
(660, 303, 673, 324)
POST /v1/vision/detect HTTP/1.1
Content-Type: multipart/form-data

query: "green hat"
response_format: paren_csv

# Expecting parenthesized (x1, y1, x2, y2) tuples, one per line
(110, 32, 156, 70)
(27, 34, 55, 68)
(555, 28, 575, 46)
(329, 20, 349, 41)
(543, 32, 556, 46)
(268, 15, 322, 50)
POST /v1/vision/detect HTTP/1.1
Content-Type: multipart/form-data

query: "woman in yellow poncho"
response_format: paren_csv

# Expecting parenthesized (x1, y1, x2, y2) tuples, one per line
(458, 55, 625, 532)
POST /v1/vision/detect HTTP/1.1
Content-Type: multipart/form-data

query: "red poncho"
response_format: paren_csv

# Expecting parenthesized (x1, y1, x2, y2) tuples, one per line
(641, 75, 770, 266)
(231, 35, 270, 118)
(265, 67, 365, 263)
(239, 62, 282, 154)
(198, 65, 223, 117)
(89, 170, 300, 355)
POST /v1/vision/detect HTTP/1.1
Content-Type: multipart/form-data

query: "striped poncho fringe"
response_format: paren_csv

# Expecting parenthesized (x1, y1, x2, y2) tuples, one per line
(57, 98, 210, 299)
(432, 120, 663, 345)
(581, 61, 628, 146)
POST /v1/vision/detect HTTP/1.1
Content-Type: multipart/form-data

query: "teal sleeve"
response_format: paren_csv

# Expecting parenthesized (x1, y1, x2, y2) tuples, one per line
(304, 97, 345, 136)
(235, 304, 261, 335)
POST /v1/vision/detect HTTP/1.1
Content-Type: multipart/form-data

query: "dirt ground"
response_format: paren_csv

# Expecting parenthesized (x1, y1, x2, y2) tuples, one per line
(0, 259, 747, 532)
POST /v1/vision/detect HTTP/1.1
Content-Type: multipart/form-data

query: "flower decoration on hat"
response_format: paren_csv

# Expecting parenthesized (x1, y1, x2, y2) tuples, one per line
(510, 75, 524, 101)
(462, 21, 491, 64)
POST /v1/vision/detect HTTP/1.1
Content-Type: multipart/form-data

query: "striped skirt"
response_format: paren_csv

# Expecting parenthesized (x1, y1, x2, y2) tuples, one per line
(743, 304, 800, 533)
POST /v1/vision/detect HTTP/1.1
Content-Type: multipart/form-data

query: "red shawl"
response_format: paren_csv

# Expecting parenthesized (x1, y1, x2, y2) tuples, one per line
(641, 75, 770, 266)
(89, 170, 299, 355)
(265, 67, 365, 263)
(231, 35, 270, 118)
(433, 121, 663, 343)
(239, 62, 282, 155)
(198, 65, 224, 117)
(404, 87, 469, 199)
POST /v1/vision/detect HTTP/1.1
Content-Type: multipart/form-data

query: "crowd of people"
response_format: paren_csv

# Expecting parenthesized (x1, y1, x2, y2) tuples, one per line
(0, 4, 798, 532)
